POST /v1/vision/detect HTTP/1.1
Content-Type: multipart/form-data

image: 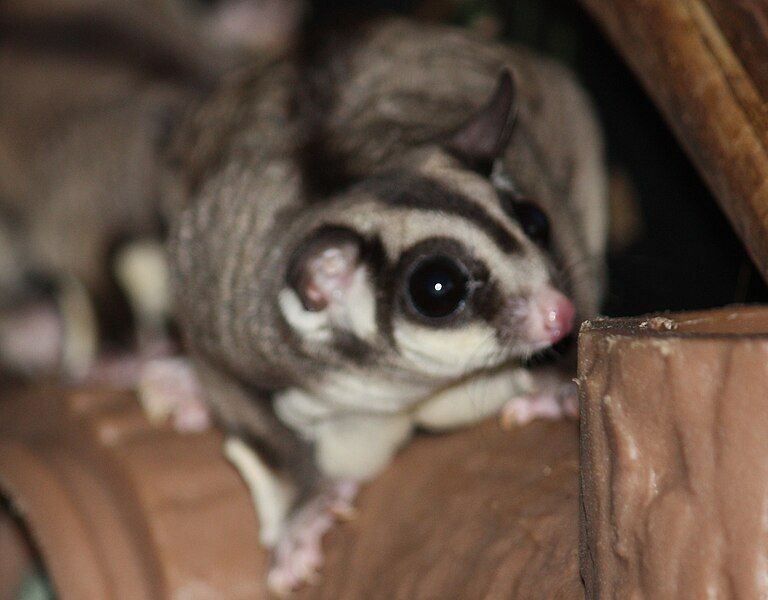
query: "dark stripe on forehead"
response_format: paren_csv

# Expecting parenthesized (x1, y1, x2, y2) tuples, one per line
(358, 172, 520, 254)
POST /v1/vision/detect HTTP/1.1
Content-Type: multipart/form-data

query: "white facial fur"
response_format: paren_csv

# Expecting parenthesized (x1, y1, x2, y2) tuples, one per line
(279, 263, 377, 344)
(392, 320, 501, 377)
(279, 151, 561, 383)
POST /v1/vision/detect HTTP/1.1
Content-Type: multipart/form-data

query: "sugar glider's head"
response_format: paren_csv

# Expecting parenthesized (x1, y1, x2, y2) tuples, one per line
(279, 70, 575, 378)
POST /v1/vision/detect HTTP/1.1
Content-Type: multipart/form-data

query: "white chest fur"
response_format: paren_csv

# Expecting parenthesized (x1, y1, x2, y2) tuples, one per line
(274, 365, 532, 480)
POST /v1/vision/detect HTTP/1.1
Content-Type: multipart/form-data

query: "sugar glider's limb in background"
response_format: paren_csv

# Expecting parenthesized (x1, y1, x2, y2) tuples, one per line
(0, 275, 97, 380)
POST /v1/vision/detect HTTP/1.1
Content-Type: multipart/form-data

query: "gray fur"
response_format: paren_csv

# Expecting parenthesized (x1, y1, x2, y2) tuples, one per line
(167, 17, 608, 496)
(0, 0, 278, 373)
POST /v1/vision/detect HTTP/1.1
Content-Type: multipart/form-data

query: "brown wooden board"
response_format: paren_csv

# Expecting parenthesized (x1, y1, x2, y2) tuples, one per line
(703, 0, 768, 101)
(579, 306, 768, 598)
(579, 0, 768, 283)
(0, 387, 582, 599)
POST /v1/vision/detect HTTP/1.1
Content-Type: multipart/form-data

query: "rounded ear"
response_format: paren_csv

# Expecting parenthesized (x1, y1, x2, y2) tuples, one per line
(442, 69, 517, 170)
(287, 226, 364, 311)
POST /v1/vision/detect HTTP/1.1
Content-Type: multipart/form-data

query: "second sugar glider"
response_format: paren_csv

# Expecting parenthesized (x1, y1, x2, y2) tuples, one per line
(0, 0, 303, 380)
(165, 17, 607, 593)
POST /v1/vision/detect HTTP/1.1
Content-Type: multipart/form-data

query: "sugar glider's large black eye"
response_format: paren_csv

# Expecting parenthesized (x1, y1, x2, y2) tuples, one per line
(407, 256, 470, 320)
(512, 201, 550, 247)
(499, 191, 550, 247)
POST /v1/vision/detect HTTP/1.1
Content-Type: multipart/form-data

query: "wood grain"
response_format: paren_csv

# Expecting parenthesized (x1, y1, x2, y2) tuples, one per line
(579, 307, 768, 598)
(578, 0, 768, 282)
(0, 387, 583, 599)
(703, 0, 768, 101)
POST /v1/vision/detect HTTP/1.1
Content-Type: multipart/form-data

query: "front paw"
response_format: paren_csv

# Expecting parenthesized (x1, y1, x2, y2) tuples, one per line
(137, 357, 211, 433)
(500, 379, 577, 429)
(267, 481, 358, 596)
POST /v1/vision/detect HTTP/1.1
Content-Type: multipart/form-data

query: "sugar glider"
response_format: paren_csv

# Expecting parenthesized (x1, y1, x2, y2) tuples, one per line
(0, 0, 300, 378)
(164, 16, 607, 593)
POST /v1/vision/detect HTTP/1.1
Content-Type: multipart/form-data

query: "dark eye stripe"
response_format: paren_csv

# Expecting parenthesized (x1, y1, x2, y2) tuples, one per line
(359, 172, 521, 254)
(391, 237, 491, 329)
(497, 188, 521, 220)
(497, 190, 550, 247)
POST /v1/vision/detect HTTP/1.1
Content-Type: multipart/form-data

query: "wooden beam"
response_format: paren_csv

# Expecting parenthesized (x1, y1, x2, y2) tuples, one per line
(579, 306, 768, 597)
(0, 387, 583, 598)
(579, 0, 768, 282)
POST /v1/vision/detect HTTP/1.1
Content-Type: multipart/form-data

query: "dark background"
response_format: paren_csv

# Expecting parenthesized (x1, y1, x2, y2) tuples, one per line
(510, 0, 768, 316)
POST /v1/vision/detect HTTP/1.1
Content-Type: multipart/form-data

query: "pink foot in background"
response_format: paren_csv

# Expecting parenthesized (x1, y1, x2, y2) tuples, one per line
(87, 336, 178, 389)
(138, 357, 211, 433)
(0, 301, 63, 375)
(501, 379, 578, 429)
(268, 481, 358, 595)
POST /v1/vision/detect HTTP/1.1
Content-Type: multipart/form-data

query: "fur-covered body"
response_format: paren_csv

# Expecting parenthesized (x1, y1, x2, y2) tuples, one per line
(167, 18, 607, 588)
(0, 14, 197, 375)
(0, 0, 296, 377)
(0, 41, 181, 302)
(169, 18, 605, 447)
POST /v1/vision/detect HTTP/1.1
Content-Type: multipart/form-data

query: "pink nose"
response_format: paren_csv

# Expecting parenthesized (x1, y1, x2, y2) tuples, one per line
(528, 286, 575, 345)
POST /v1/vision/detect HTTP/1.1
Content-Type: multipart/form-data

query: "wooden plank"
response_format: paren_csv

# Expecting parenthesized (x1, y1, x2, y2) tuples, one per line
(579, 307, 768, 597)
(0, 387, 583, 598)
(578, 0, 768, 283)
(703, 0, 768, 101)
